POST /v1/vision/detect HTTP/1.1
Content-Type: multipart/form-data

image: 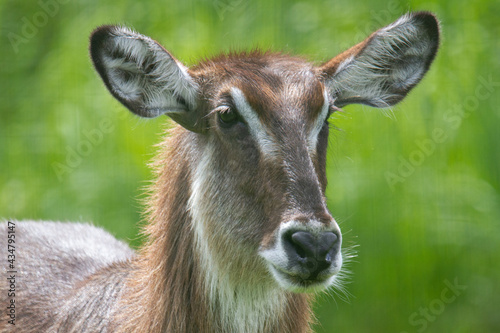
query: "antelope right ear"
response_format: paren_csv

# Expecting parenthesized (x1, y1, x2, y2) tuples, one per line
(90, 26, 203, 132)
(319, 12, 440, 108)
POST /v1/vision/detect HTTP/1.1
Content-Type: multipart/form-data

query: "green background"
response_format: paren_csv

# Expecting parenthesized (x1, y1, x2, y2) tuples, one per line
(1, 0, 498, 332)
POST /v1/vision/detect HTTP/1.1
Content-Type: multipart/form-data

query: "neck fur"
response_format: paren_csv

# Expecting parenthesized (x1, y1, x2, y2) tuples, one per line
(115, 128, 312, 333)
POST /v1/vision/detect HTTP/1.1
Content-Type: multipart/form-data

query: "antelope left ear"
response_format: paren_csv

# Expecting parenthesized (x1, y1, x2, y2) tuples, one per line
(90, 26, 203, 132)
(319, 12, 440, 108)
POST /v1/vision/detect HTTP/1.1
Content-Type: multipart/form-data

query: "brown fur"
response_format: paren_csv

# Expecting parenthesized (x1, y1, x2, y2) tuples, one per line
(112, 127, 314, 332)
(0, 12, 440, 333)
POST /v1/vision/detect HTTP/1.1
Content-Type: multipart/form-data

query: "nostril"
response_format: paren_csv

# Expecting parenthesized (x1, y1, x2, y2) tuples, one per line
(318, 232, 338, 258)
(290, 231, 316, 259)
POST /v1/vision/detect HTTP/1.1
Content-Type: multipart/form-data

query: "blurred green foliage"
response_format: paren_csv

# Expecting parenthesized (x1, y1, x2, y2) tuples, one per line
(1, 0, 499, 332)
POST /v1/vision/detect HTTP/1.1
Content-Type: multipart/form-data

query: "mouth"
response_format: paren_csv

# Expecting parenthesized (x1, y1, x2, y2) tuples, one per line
(268, 263, 337, 293)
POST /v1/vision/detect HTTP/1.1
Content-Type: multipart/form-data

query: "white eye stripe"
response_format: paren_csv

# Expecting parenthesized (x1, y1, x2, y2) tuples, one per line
(230, 87, 280, 157)
(229, 87, 329, 157)
(307, 89, 330, 154)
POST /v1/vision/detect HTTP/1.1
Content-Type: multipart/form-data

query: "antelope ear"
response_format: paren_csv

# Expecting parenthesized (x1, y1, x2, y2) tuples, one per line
(320, 12, 440, 108)
(90, 26, 203, 132)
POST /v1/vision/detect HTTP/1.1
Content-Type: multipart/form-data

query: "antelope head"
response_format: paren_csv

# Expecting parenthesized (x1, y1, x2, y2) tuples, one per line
(90, 12, 439, 294)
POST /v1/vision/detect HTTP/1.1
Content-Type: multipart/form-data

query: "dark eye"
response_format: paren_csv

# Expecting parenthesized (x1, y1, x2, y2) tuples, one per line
(218, 107, 240, 127)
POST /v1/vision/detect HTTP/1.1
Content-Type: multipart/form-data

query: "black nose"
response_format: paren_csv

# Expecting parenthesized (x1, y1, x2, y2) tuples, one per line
(284, 230, 340, 277)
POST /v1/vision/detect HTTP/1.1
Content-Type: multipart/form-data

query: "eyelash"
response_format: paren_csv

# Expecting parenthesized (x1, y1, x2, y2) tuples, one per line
(216, 106, 242, 127)
(328, 104, 341, 115)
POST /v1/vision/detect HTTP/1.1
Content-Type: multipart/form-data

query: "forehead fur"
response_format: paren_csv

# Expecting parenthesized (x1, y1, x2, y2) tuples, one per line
(191, 51, 325, 122)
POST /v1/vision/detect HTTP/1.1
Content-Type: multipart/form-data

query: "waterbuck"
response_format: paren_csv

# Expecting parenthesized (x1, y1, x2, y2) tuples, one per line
(0, 12, 439, 332)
